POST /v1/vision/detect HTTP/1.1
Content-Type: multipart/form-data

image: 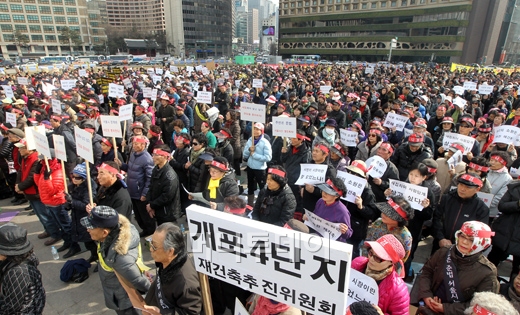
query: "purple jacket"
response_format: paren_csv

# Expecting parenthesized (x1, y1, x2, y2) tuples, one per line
(313, 199, 353, 242)
(352, 257, 410, 315)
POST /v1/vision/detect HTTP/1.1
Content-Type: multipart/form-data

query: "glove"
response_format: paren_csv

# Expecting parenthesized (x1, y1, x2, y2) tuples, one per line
(64, 202, 72, 211)
(43, 169, 51, 180)
(35, 162, 43, 174)
(64, 193, 72, 203)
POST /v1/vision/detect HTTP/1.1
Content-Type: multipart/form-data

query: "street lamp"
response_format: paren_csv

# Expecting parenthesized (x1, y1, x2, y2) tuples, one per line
(388, 37, 397, 63)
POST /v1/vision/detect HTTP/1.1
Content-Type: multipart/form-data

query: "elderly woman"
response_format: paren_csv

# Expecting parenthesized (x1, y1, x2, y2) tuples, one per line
(330, 142, 349, 172)
(201, 157, 239, 211)
(0, 224, 45, 314)
(416, 221, 499, 314)
(500, 273, 520, 313)
(465, 292, 519, 315)
(352, 234, 410, 315)
(356, 129, 383, 161)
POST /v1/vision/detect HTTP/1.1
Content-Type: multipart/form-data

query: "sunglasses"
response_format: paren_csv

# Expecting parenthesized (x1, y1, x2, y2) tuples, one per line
(192, 142, 200, 145)
(369, 134, 377, 137)
(72, 176, 84, 180)
(368, 249, 383, 263)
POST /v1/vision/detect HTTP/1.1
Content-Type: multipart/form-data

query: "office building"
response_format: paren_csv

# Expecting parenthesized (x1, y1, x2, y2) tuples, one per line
(105, 0, 164, 34)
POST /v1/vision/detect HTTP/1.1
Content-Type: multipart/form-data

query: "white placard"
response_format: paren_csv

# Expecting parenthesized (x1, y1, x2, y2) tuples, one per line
(100, 115, 123, 138)
(156, 68, 163, 75)
(294, 163, 328, 185)
(442, 132, 475, 155)
(223, 71, 229, 79)
(2, 85, 14, 99)
(195, 65, 203, 71)
(452, 96, 467, 109)
(186, 66, 194, 72)
(151, 75, 161, 84)
(479, 84, 494, 95)
(118, 104, 133, 121)
(216, 78, 225, 86)
(151, 88, 157, 101)
(234, 298, 248, 315)
(60, 79, 76, 91)
(383, 112, 408, 131)
(52, 134, 67, 162)
(187, 204, 352, 315)
(146, 68, 155, 76)
(365, 67, 374, 74)
(336, 170, 366, 203)
(51, 99, 61, 114)
(98, 94, 104, 103)
(447, 150, 463, 169)
(122, 78, 132, 89)
(272, 116, 296, 138)
(235, 79, 241, 87)
(389, 179, 428, 210)
(320, 86, 332, 94)
(240, 102, 266, 124)
(32, 129, 51, 159)
(5, 112, 16, 126)
(78, 69, 87, 77)
(477, 192, 494, 208)
(24, 126, 45, 151)
(492, 125, 520, 145)
(197, 91, 213, 104)
(365, 155, 388, 179)
(252, 79, 263, 88)
(340, 129, 358, 147)
(347, 269, 379, 307)
(452, 86, 465, 95)
(143, 87, 153, 98)
(304, 209, 342, 240)
(28, 65, 37, 72)
(170, 65, 179, 73)
(108, 83, 125, 98)
(74, 126, 94, 164)
(17, 77, 28, 85)
(463, 81, 477, 91)
(511, 167, 519, 178)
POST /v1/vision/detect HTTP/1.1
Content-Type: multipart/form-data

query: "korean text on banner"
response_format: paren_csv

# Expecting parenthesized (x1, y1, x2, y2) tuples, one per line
(17, 77, 28, 85)
(346, 270, 379, 307)
(272, 116, 296, 138)
(143, 87, 153, 98)
(32, 129, 51, 158)
(389, 179, 428, 210)
(452, 86, 465, 95)
(24, 126, 45, 151)
(52, 134, 67, 162)
(477, 192, 494, 208)
(493, 125, 520, 145)
(365, 155, 388, 179)
(383, 113, 408, 132)
(1, 86, 13, 99)
(5, 112, 16, 126)
(304, 209, 342, 240)
(122, 78, 132, 89)
(478, 85, 494, 95)
(340, 129, 358, 147)
(78, 69, 87, 77)
(187, 204, 352, 315)
(118, 104, 133, 121)
(294, 164, 328, 185)
(463, 82, 477, 91)
(320, 86, 332, 94)
(447, 150, 463, 170)
(240, 102, 266, 124)
(170, 66, 179, 73)
(197, 91, 213, 105)
(60, 80, 76, 91)
(442, 132, 475, 155)
(100, 115, 123, 138)
(336, 171, 366, 203)
(151, 88, 158, 101)
(75, 126, 94, 164)
(365, 67, 374, 75)
(252, 79, 263, 88)
(108, 83, 125, 98)
(51, 99, 61, 114)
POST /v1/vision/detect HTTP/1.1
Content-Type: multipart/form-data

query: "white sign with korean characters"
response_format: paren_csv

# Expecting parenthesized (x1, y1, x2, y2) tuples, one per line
(295, 164, 328, 185)
(252, 79, 263, 88)
(74, 126, 94, 164)
(187, 204, 352, 315)
(108, 83, 125, 98)
(240, 102, 266, 124)
(1, 86, 13, 99)
(60, 80, 76, 91)
(383, 112, 408, 132)
(51, 99, 61, 114)
(479, 84, 494, 95)
(197, 91, 213, 104)
(442, 132, 475, 156)
(31, 129, 51, 159)
(336, 171, 366, 203)
(272, 116, 296, 138)
(100, 115, 123, 138)
(389, 179, 428, 210)
(492, 125, 520, 145)
(340, 129, 358, 147)
(365, 155, 388, 179)
(452, 86, 465, 95)
(304, 209, 343, 241)
(477, 192, 494, 208)
(118, 104, 133, 121)
(17, 77, 28, 85)
(52, 134, 67, 162)
(463, 81, 477, 91)
(346, 269, 379, 307)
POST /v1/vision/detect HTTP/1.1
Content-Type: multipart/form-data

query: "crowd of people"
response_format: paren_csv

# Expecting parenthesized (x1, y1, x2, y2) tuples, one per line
(0, 61, 520, 315)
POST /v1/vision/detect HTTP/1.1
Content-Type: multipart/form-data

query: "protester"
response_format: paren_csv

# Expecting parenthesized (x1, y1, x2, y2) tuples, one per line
(202, 156, 239, 211)
(499, 273, 520, 313)
(243, 123, 272, 206)
(90, 161, 132, 220)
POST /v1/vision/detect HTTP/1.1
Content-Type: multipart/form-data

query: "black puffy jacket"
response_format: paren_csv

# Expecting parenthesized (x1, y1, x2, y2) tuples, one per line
(147, 163, 182, 222)
(281, 142, 312, 185)
(342, 184, 378, 242)
(69, 179, 98, 243)
(492, 180, 520, 256)
(202, 171, 239, 211)
(252, 184, 296, 227)
(368, 160, 400, 202)
(391, 144, 431, 181)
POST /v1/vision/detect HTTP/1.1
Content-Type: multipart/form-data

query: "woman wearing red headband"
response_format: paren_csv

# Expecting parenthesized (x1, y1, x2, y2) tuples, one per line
(146, 125, 164, 155)
(203, 157, 239, 211)
(356, 129, 383, 161)
(487, 151, 512, 221)
(170, 133, 191, 207)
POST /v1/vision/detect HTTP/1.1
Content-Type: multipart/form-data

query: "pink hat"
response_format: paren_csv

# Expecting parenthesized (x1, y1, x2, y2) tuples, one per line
(253, 122, 264, 133)
(365, 234, 406, 277)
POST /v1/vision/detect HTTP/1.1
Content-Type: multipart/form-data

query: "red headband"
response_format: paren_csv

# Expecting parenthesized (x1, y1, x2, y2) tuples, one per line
(409, 133, 423, 143)
(325, 179, 343, 196)
(461, 117, 475, 126)
(296, 133, 310, 141)
(469, 162, 490, 172)
(369, 129, 381, 136)
(84, 128, 95, 133)
(491, 154, 507, 166)
(472, 305, 497, 315)
(450, 143, 465, 153)
(110, 109, 119, 115)
(460, 224, 495, 239)
(133, 136, 148, 144)
(460, 173, 483, 187)
(226, 206, 246, 215)
(333, 143, 345, 156)
(210, 160, 228, 171)
(51, 115, 61, 121)
(353, 121, 362, 130)
(149, 129, 162, 137)
(351, 161, 367, 173)
(426, 166, 437, 174)
(101, 138, 112, 147)
(153, 149, 170, 157)
(268, 168, 286, 177)
(98, 163, 119, 175)
(0, 124, 8, 131)
(315, 143, 329, 154)
(377, 237, 403, 267)
(202, 121, 210, 128)
(219, 130, 232, 138)
(380, 143, 394, 154)
(388, 199, 408, 220)
(478, 127, 492, 133)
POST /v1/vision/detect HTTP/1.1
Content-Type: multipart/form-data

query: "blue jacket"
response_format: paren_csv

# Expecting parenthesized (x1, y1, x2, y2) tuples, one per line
(243, 136, 272, 170)
(121, 150, 154, 199)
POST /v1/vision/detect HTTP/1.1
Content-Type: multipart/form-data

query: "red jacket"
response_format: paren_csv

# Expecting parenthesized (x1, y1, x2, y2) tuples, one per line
(33, 158, 66, 206)
(352, 257, 409, 315)
(18, 151, 39, 196)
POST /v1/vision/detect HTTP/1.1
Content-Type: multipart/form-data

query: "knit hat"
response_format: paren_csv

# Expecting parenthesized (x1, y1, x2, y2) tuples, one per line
(375, 198, 414, 223)
(72, 163, 87, 179)
(0, 223, 33, 256)
(455, 221, 494, 256)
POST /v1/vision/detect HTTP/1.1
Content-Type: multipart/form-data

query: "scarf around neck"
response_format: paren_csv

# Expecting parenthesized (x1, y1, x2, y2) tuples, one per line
(252, 295, 291, 315)
(190, 147, 205, 162)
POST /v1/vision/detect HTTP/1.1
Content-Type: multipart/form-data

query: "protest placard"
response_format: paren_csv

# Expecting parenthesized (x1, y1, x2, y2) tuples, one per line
(252, 79, 263, 88)
(511, 167, 519, 178)
(118, 104, 133, 121)
(151, 75, 161, 84)
(492, 125, 520, 145)
(215, 78, 225, 86)
(170, 65, 179, 72)
(463, 81, 477, 91)
(122, 78, 132, 89)
(197, 91, 213, 104)
(156, 68, 163, 75)
(447, 150, 463, 169)
(24, 126, 45, 151)
(294, 164, 328, 185)
(146, 68, 155, 76)
(240, 102, 266, 123)
(452, 96, 467, 109)
(1, 85, 13, 99)
(347, 270, 379, 307)
(28, 65, 37, 72)
(186, 66, 194, 72)
(304, 209, 342, 240)
(100, 115, 123, 138)
(477, 192, 494, 208)
(51, 99, 61, 114)
(383, 112, 408, 131)
(365, 155, 388, 179)
(108, 83, 124, 98)
(78, 69, 87, 77)
(272, 116, 296, 138)
(365, 67, 374, 74)
(187, 204, 352, 315)
(320, 86, 332, 94)
(235, 79, 241, 87)
(223, 71, 229, 79)
(340, 129, 358, 147)
(75, 126, 94, 164)
(5, 112, 16, 126)
(336, 171, 366, 203)
(442, 132, 475, 155)
(98, 94, 104, 103)
(195, 65, 203, 71)
(234, 298, 248, 315)
(17, 77, 28, 85)
(453, 86, 465, 95)
(478, 84, 494, 95)
(32, 129, 51, 159)
(143, 87, 153, 98)
(60, 79, 76, 91)
(151, 88, 158, 101)
(389, 179, 428, 210)
(52, 134, 67, 162)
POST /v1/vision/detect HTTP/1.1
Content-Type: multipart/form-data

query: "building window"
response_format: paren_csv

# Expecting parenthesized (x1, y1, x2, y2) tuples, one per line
(12, 15, 25, 22)
(304, 8, 309, 12)
(88, 13, 97, 19)
(45, 35, 56, 41)
(25, 5, 37, 12)
(381, 1, 386, 6)
(51, 0, 62, 4)
(93, 36, 100, 43)
(0, 4, 7, 11)
(0, 14, 9, 21)
(14, 24, 27, 31)
(64, 0, 75, 4)
(0, 24, 12, 31)
(311, 7, 317, 11)
(319, 6, 324, 11)
(290, 2, 295, 7)
(390, 0, 396, 6)
(283, 3, 288, 7)
(67, 17, 78, 24)
(305, 1, 309, 5)
(43, 25, 53, 32)
(25, 0, 36, 3)
(352, 3, 358, 8)
(54, 16, 65, 23)
(69, 26, 79, 31)
(38, 0, 50, 3)
(90, 21, 98, 27)
(410, 0, 415, 3)
(3, 34, 14, 41)
(298, 2, 302, 7)
(298, 8, 302, 12)
(10, 4, 23, 11)
(361, 3, 367, 8)
(39, 6, 50, 13)
(27, 15, 39, 22)
(371, 2, 377, 8)
(336, 4, 341, 9)
(343, 4, 349, 9)
(29, 25, 41, 32)
(53, 6, 64, 14)
(31, 34, 43, 41)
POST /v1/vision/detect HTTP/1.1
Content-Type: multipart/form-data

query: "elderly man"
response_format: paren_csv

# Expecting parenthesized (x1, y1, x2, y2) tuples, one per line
(81, 206, 150, 315)
(367, 142, 400, 202)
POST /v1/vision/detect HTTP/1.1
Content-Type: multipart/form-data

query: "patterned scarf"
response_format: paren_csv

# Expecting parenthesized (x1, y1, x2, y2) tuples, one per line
(251, 296, 291, 315)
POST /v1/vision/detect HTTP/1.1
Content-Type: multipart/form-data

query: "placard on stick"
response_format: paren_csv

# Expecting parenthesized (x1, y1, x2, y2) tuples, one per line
(272, 116, 296, 138)
(5, 112, 16, 126)
(197, 91, 213, 104)
(32, 129, 51, 159)
(240, 102, 266, 123)
(51, 99, 61, 114)
(24, 126, 45, 151)
(74, 126, 94, 164)
(118, 104, 133, 121)
(52, 134, 67, 162)
(100, 115, 123, 138)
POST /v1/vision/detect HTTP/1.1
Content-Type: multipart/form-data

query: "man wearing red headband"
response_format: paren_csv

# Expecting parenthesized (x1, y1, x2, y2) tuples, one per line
(49, 114, 77, 176)
(391, 133, 431, 181)
(486, 151, 512, 221)
(369, 142, 400, 202)
(134, 103, 151, 134)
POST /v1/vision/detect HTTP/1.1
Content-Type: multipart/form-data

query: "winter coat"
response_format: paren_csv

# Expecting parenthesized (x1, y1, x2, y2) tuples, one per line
(252, 184, 296, 227)
(121, 150, 154, 199)
(156, 104, 176, 131)
(134, 114, 151, 133)
(302, 161, 337, 212)
(243, 136, 272, 170)
(500, 282, 520, 313)
(33, 159, 66, 206)
(269, 136, 284, 167)
(351, 257, 409, 315)
(331, 156, 349, 172)
(368, 159, 400, 202)
(225, 119, 242, 159)
(217, 140, 234, 167)
(187, 154, 208, 193)
(281, 142, 312, 185)
(328, 109, 346, 128)
(193, 103, 209, 134)
(147, 163, 182, 222)
(492, 180, 520, 256)
(69, 179, 98, 243)
(342, 185, 379, 242)
(98, 215, 151, 311)
(16, 151, 40, 200)
(355, 140, 381, 161)
(417, 246, 499, 315)
(92, 133, 103, 165)
(391, 144, 432, 181)
(95, 179, 133, 220)
(170, 146, 190, 186)
(436, 158, 467, 194)
(202, 171, 239, 211)
(486, 168, 512, 217)
(433, 189, 489, 243)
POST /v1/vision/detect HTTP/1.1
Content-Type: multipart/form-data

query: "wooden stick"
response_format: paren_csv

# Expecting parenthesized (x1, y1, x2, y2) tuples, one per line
(112, 137, 117, 159)
(198, 273, 213, 315)
(43, 156, 50, 172)
(122, 120, 127, 153)
(85, 162, 94, 205)
(61, 160, 68, 194)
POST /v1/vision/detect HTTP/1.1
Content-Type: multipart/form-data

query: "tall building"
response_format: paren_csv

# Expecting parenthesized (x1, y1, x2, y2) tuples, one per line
(261, 13, 278, 52)
(105, 0, 164, 34)
(278, 0, 508, 64)
(248, 8, 259, 45)
(494, 0, 520, 64)
(0, 0, 107, 59)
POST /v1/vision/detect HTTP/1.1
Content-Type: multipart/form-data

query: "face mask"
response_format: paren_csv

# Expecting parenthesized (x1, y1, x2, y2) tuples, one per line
(325, 128, 334, 135)
(320, 119, 327, 123)
(61, 105, 66, 110)
(218, 138, 226, 143)
(360, 102, 366, 106)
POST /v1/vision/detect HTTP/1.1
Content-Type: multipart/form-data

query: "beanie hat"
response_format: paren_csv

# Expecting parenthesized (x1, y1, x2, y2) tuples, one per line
(72, 163, 87, 179)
